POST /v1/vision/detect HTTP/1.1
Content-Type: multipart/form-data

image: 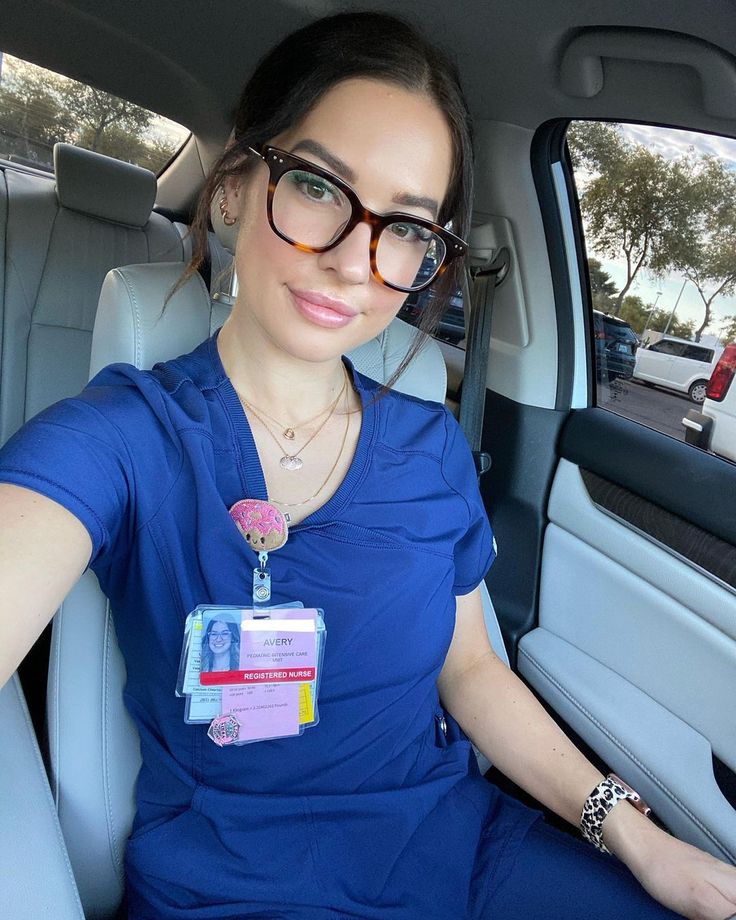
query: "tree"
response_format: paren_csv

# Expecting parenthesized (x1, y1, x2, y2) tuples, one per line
(720, 316, 736, 346)
(0, 57, 180, 172)
(0, 60, 73, 165)
(60, 83, 152, 152)
(668, 156, 736, 342)
(587, 257, 618, 312)
(617, 295, 695, 339)
(568, 123, 698, 316)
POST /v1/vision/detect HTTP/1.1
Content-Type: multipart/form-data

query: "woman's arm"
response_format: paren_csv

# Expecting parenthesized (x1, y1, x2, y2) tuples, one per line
(438, 586, 736, 920)
(0, 483, 92, 689)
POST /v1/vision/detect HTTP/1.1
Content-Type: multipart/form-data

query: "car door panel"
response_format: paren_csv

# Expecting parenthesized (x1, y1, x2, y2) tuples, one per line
(519, 627, 736, 861)
(515, 408, 736, 863)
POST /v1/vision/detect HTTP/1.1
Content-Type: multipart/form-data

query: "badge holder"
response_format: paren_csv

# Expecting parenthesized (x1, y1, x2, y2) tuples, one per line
(175, 499, 326, 746)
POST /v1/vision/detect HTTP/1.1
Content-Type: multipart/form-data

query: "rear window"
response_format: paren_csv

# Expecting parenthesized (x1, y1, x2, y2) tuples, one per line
(0, 52, 189, 173)
(682, 344, 714, 362)
(650, 340, 687, 356)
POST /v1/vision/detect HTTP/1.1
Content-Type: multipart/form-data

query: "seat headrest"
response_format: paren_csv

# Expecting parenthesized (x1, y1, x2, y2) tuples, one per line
(54, 143, 157, 228)
(91, 263, 447, 404)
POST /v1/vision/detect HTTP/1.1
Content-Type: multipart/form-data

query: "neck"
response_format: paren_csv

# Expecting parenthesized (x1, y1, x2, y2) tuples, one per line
(217, 307, 347, 424)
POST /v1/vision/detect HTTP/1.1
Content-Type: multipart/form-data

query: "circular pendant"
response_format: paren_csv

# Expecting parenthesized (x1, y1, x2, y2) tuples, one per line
(229, 498, 289, 551)
(280, 455, 303, 471)
(283, 428, 295, 440)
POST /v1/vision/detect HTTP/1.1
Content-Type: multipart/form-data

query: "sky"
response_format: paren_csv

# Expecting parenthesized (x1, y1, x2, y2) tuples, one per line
(578, 123, 736, 344)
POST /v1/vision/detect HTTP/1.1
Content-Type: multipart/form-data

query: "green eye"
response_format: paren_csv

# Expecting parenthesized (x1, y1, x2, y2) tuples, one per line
(289, 170, 338, 203)
(389, 222, 432, 244)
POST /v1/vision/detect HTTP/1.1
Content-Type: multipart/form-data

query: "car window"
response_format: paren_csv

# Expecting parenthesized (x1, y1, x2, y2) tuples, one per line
(568, 120, 736, 463)
(0, 52, 190, 173)
(397, 255, 466, 350)
(650, 340, 686, 356)
(682, 344, 714, 362)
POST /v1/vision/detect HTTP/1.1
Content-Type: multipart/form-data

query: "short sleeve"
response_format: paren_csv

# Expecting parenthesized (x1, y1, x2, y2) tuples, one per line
(0, 396, 134, 567)
(441, 411, 496, 595)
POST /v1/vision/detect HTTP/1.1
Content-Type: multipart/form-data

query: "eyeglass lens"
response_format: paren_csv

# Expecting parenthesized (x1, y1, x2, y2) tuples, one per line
(271, 169, 446, 290)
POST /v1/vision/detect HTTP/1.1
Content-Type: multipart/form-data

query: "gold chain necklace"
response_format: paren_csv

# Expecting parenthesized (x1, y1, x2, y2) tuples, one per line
(269, 383, 352, 508)
(242, 376, 346, 471)
(241, 389, 342, 441)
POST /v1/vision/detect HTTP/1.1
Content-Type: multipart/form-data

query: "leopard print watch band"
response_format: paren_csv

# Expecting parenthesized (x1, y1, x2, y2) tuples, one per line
(580, 774, 651, 853)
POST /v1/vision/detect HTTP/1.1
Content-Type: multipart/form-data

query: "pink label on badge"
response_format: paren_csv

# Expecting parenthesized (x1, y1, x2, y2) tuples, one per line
(221, 684, 300, 741)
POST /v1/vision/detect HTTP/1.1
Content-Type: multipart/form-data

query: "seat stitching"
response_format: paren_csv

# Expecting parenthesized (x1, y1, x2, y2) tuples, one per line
(29, 321, 94, 334)
(519, 643, 736, 863)
(116, 269, 143, 368)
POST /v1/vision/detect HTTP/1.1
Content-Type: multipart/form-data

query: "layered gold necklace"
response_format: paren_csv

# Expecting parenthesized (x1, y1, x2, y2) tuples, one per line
(241, 375, 347, 472)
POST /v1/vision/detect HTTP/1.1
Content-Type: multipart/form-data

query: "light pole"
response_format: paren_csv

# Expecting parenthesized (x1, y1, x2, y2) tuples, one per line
(642, 291, 663, 339)
(663, 280, 688, 336)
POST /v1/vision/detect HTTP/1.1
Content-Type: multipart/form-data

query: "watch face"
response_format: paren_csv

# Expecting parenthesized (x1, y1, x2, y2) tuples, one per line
(609, 774, 652, 816)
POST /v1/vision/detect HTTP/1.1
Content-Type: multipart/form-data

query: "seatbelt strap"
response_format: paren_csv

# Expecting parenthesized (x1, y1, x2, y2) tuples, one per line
(458, 247, 510, 478)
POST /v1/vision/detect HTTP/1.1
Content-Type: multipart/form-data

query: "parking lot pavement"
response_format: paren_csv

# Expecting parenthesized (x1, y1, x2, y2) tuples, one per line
(598, 377, 692, 442)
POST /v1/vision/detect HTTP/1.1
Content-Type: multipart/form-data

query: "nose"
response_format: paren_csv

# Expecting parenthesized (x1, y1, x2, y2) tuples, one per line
(316, 222, 372, 285)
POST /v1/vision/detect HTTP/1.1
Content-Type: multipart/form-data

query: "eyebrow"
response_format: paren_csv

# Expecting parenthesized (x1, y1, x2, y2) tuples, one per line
(289, 138, 440, 220)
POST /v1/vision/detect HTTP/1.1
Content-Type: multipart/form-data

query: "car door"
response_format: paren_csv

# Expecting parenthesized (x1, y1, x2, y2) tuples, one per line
(635, 340, 681, 387)
(477, 112, 736, 865)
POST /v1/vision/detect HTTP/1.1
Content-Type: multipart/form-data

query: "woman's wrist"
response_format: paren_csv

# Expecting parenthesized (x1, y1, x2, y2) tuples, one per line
(601, 795, 663, 870)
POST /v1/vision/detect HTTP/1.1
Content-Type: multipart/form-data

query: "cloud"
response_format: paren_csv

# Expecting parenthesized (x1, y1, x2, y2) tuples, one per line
(619, 124, 736, 169)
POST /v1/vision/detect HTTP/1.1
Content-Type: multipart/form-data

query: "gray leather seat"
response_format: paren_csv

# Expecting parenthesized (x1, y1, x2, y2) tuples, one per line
(0, 145, 229, 920)
(0, 143, 184, 448)
(0, 674, 85, 920)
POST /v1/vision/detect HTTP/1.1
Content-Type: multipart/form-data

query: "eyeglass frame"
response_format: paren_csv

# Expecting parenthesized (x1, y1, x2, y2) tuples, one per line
(246, 145, 468, 293)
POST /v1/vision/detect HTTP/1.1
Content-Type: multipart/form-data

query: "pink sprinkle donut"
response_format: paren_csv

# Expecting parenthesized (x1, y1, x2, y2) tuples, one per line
(229, 499, 288, 552)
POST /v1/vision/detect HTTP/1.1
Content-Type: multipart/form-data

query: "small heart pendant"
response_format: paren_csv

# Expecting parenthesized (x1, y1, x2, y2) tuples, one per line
(283, 428, 295, 440)
(280, 455, 303, 471)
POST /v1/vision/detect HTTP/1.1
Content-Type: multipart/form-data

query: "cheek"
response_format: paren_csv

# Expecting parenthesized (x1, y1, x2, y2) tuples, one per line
(369, 288, 408, 323)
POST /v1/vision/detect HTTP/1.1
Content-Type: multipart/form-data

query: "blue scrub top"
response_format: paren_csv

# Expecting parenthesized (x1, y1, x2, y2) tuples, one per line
(0, 333, 538, 919)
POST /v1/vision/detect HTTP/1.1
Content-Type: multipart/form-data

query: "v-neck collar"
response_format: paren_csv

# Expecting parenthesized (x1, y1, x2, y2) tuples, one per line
(207, 329, 378, 530)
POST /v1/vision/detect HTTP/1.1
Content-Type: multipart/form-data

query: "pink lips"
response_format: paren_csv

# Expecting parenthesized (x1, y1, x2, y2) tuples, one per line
(289, 288, 358, 329)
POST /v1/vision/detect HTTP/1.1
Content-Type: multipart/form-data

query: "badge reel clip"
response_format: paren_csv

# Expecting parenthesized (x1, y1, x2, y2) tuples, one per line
(176, 499, 326, 747)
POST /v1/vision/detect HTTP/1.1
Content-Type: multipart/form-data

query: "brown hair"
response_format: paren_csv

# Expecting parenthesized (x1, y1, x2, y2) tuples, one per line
(184, 11, 474, 384)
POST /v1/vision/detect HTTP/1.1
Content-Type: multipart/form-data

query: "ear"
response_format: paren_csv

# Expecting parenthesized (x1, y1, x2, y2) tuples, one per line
(210, 177, 241, 254)
(222, 176, 242, 217)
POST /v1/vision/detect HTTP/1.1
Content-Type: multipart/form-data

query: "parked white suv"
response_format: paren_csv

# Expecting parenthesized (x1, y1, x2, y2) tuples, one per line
(634, 335, 719, 403)
(683, 344, 736, 462)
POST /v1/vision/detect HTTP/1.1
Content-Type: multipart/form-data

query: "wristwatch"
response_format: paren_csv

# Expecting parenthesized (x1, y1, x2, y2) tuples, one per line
(580, 773, 652, 853)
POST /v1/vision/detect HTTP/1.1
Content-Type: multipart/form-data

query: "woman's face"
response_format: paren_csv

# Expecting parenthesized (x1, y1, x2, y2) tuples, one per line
(208, 621, 232, 656)
(226, 77, 455, 364)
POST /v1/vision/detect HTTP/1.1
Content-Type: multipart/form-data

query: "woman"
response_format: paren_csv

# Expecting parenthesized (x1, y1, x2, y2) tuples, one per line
(201, 619, 240, 673)
(0, 11, 735, 920)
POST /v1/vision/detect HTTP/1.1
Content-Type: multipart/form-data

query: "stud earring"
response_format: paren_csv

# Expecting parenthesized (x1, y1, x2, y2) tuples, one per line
(219, 186, 237, 226)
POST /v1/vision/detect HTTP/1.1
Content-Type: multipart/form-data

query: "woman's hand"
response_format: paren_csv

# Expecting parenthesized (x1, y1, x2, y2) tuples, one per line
(605, 805, 736, 920)
(638, 831, 736, 920)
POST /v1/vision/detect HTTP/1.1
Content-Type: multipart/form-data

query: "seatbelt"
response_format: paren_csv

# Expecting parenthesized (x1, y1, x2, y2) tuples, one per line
(458, 247, 510, 478)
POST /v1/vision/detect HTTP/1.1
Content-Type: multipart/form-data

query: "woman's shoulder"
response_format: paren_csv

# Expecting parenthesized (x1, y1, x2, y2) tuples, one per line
(352, 366, 459, 460)
(78, 334, 223, 434)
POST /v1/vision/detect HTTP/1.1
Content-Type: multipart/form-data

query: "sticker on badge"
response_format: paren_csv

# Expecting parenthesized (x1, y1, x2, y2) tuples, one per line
(207, 713, 241, 747)
(229, 499, 289, 552)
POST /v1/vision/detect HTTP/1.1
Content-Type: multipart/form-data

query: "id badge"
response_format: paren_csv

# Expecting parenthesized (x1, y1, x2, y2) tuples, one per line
(177, 604, 325, 745)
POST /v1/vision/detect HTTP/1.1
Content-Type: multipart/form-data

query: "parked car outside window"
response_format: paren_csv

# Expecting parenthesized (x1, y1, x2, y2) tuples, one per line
(593, 310, 638, 381)
(682, 343, 736, 462)
(633, 334, 719, 403)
